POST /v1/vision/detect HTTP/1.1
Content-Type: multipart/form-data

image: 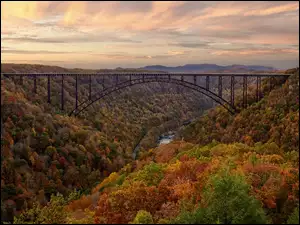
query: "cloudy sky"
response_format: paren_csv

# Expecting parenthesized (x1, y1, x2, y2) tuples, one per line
(1, 1, 299, 69)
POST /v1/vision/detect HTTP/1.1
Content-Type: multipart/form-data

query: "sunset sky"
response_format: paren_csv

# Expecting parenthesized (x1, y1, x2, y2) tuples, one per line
(1, 1, 299, 69)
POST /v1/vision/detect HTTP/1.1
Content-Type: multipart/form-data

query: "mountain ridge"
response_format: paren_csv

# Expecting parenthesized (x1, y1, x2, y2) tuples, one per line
(140, 64, 278, 73)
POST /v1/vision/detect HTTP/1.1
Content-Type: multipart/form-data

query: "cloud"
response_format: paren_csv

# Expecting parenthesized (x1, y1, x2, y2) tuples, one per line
(145, 28, 200, 38)
(1, 1, 299, 69)
(1, 46, 11, 50)
(2, 34, 141, 43)
(171, 42, 210, 48)
(167, 50, 190, 56)
(91, 51, 189, 60)
(211, 48, 299, 56)
(244, 2, 299, 16)
(1, 59, 66, 63)
(1, 49, 79, 54)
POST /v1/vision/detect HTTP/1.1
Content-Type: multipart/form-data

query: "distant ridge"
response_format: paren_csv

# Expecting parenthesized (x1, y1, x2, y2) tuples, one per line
(140, 64, 277, 73)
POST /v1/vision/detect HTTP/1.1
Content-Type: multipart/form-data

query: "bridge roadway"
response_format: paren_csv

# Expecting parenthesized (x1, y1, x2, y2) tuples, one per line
(1, 72, 289, 77)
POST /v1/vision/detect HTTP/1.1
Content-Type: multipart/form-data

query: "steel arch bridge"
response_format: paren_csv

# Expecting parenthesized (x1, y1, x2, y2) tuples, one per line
(1, 72, 290, 116)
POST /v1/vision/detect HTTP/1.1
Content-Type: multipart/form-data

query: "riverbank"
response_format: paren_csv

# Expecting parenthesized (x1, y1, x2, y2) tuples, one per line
(132, 119, 194, 159)
(158, 131, 176, 145)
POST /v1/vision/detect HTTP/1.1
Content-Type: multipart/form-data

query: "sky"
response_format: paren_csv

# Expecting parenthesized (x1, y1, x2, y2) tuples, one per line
(1, 1, 299, 69)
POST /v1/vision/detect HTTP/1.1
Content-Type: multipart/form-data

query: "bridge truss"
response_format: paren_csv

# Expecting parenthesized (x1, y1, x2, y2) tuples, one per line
(1, 73, 289, 116)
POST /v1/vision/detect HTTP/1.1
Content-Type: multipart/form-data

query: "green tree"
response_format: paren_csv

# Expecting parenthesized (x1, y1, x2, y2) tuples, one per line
(133, 162, 165, 186)
(13, 193, 69, 224)
(287, 206, 299, 224)
(130, 210, 154, 224)
(173, 171, 267, 224)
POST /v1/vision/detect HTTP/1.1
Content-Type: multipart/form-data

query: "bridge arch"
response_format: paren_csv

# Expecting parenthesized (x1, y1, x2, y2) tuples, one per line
(69, 77, 236, 116)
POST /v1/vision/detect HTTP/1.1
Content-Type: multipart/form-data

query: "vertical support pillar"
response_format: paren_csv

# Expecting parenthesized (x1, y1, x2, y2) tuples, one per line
(194, 75, 197, 84)
(218, 76, 222, 97)
(129, 74, 132, 84)
(206, 76, 210, 90)
(168, 74, 171, 81)
(19, 75, 23, 85)
(102, 75, 105, 89)
(33, 74, 37, 93)
(269, 77, 273, 93)
(231, 75, 235, 106)
(89, 74, 92, 100)
(243, 76, 248, 108)
(61, 74, 64, 110)
(47, 75, 51, 103)
(258, 76, 262, 99)
(245, 76, 248, 107)
(75, 74, 78, 110)
(256, 76, 259, 102)
(181, 75, 184, 82)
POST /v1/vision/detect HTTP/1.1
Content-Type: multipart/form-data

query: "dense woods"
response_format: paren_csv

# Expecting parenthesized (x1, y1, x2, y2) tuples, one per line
(1, 64, 212, 222)
(1, 64, 299, 224)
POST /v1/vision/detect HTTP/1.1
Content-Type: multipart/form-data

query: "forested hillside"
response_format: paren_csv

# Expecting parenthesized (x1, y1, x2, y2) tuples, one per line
(1, 65, 298, 224)
(178, 68, 299, 152)
(1, 63, 213, 222)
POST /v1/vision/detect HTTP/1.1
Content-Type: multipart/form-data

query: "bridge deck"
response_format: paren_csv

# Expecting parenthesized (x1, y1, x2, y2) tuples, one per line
(1, 73, 289, 77)
(1, 71, 290, 116)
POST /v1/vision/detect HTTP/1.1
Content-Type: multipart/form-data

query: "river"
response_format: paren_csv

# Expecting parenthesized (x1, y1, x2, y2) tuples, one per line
(132, 120, 192, 159)
(158, 133, 175, 145)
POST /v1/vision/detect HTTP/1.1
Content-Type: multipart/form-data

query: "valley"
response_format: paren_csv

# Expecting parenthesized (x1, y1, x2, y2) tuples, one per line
(2, 1, 299, 224)
(1, 64, 299, 224)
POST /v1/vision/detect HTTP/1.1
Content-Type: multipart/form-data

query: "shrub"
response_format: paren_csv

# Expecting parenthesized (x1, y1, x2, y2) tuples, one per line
(45, 146, 57, 157)
(74, 130, 89, 145)
(13, 159, 28, 168)
(172, 171, 267, 224)
(287, 206, 299, 224)
(130, 210, 153, 224)
(14, 193, 68, 224)
(133, 162, 165, 186)
(1, 184, 17, 200)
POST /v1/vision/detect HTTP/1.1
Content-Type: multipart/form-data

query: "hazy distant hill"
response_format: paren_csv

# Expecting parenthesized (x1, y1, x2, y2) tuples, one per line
(1, 63, 277, 74)
(141, 64, 277, 73)
(1, 63, 163, 74)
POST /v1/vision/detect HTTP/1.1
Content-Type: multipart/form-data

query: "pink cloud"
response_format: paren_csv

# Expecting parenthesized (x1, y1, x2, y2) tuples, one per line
(1, 1, 299, 69)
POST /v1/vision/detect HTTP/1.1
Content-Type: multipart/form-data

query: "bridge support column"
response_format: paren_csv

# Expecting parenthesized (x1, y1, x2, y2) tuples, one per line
(259, 76, 262, 99)
(47, 75, 51, 103)
(218, 76, 222, 98)
(12, 75, 15, 84)
(231, 76, 234, 106)
(102, 75, 105, 89)
(194, 75, 197, 84)
(256, 76, 261, 101)
(89, 75, 92, 100)
(129, 74, 132, 84)
(33, 74, 37, 93)
(243, 76, 248, 108)
(61, 75, 64, 110)
(181, 75, 184, 82)
(269, 77, 275, 93)
(75, 74, 78, 110)
(168, 74, 171, 81)
(206, 76, 210, 90)
(19, 75, 23, 85)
